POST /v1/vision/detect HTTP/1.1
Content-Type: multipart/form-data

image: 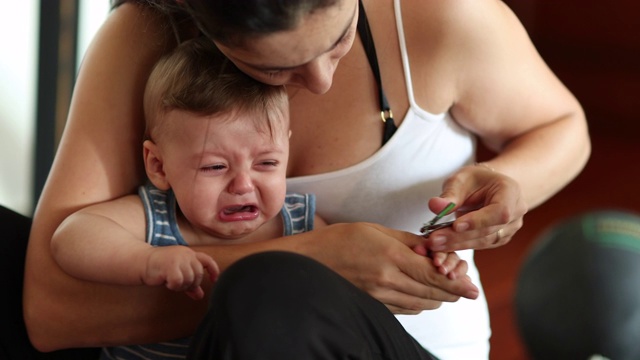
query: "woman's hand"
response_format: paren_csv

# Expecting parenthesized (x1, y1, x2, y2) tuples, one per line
(302, 223, 479, 315)
(423, 164, 528, 252)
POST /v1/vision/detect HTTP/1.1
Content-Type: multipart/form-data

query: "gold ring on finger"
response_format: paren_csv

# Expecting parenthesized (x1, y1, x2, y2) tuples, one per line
(494, 228, 505, 244)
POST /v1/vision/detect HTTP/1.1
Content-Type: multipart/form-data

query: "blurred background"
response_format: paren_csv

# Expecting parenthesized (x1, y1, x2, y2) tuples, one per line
(0, 1, 109, 217)
(1, 1, 639, 359)
(476, 1, 640, 359)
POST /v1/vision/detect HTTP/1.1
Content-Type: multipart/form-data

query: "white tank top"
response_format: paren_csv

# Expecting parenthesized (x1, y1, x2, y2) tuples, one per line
(287, 1, 491, 358)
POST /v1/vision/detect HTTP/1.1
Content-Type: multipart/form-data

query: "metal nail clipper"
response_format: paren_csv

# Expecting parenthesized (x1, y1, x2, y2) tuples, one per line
(420, 202, 455, 237)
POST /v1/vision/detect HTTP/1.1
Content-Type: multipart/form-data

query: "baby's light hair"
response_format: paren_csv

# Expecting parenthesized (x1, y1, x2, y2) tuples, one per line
(143, 36, 288, 142)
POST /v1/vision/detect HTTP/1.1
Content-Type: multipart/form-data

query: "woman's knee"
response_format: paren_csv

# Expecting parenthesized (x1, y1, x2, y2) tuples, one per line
(212, 251, 343, 313)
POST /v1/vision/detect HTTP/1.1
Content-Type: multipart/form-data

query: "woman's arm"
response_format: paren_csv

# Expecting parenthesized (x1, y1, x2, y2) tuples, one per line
(415, 0, 590, 251)
(449, 0, 590, 207)
(23, 3, 193, 351)
(205, 223, 480, 315)
(24, 3, 477, 351)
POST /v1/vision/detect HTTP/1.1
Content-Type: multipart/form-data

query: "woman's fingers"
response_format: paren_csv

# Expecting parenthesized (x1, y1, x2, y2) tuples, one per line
(397, 254, 479, 300)
(319, 223, 479, 313)
(371, 268, 480, 314)
(427, 218, 523, 252)
(425, 164, 528, 251)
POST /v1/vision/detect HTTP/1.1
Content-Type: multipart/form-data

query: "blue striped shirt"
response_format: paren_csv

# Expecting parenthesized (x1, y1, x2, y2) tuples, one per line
(100, 183, 316, 360)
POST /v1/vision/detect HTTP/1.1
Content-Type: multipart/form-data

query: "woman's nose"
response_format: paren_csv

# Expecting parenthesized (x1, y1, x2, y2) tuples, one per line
(299, 56, 337, 94)
(228, 171, 254, 195)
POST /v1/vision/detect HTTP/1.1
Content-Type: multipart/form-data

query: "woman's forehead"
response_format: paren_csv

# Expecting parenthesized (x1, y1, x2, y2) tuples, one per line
(216, 0, 357, 69)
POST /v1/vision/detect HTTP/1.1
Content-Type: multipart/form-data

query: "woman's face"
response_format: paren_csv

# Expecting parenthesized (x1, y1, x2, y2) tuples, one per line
(215, 0, 359, 94)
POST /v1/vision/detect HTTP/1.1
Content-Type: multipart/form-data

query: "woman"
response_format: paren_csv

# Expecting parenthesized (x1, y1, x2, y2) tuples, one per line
(22, 0, 590, 358)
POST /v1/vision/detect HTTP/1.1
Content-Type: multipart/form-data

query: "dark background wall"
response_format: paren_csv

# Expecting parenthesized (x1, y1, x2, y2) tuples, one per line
(476, 2, 640, 359)
(506, 1, 640, 138)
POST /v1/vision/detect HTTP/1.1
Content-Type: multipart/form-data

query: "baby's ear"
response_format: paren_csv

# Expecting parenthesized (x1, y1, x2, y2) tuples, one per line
(143, 140, 170, 190)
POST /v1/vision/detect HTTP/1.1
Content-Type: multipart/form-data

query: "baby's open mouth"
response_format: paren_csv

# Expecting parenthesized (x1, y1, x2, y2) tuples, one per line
(223, 205, 258, 214)
(220, 204, 259, 222)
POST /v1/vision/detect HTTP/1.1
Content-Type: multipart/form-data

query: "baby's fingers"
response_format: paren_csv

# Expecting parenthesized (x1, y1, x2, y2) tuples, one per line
(430, 251, 448, 268)
(431, 251, 467, 279)
(185, 286, 205, 300)
(196, 252, 220, 282)
(446, 258, 469, 280)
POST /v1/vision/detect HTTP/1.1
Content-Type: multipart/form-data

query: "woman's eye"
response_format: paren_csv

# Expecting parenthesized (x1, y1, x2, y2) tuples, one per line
(263, 70, 283, 78)
(339, 31, 353, 45)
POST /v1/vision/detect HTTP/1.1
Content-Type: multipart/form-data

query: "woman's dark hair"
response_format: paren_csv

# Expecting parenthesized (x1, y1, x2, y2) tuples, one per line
(112, 0, 339, 47)
(185, 0, 339, 46)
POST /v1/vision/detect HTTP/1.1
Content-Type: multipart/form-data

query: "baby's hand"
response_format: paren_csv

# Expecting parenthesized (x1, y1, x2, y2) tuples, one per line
(145, 246, 219, 300)
(410, 243, 468, 280)
(429, 251, 468, 280)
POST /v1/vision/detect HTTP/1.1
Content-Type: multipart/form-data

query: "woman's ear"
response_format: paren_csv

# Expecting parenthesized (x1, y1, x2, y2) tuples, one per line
(143, 140, 170, 190)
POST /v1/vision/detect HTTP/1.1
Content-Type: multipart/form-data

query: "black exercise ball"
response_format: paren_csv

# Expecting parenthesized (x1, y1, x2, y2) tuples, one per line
(515, 210, 640, 360)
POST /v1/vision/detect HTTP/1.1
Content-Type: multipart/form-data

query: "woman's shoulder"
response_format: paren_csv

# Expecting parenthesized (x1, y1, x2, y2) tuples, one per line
(367, 0, 518, 112)
(395, 0, 532, 86)
(398, 0, 518, 46)
(106, 1, 198, 49)
(92, 2, 176, 58)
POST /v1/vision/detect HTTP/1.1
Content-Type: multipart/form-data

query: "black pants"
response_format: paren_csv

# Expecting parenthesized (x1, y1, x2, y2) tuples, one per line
(0, 205, 100, 360)
(188, 251, 437, 360)
(2, 204, 434, 359)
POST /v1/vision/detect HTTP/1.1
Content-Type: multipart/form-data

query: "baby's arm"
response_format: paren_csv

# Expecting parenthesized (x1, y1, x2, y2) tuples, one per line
(50, 195, 219, 300)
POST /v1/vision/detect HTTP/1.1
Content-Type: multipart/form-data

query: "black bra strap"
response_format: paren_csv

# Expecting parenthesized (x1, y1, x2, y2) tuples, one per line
(357, 0, 397, 145)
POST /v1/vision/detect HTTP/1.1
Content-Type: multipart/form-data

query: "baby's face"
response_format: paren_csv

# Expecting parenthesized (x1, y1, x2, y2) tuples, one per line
(158, 108, 289, 240)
